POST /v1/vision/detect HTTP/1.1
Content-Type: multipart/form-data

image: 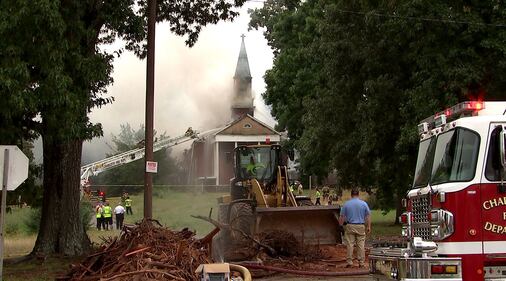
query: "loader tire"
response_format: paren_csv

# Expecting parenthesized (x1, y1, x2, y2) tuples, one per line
(213, 202, 255, 262)
(212, 204, 230, 262)
(217, 203, 229, 223)
(227, 202, 255, 261)
(229, 202, 254, 239)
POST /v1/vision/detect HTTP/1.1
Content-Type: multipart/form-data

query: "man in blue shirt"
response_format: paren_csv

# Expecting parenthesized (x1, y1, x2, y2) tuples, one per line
(339, 189, 371, 268)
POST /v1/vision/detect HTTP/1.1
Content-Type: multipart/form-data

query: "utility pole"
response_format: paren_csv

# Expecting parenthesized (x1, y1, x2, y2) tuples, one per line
(144, 0, 156, 219)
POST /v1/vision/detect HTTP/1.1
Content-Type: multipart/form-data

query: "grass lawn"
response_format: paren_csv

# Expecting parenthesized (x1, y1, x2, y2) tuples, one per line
(3, 189, 227, 250)
(370, 210, 401, 238)
(114, 188, 227, 236)
(2, 189, 401, 280)
(3, 189, 227, 280)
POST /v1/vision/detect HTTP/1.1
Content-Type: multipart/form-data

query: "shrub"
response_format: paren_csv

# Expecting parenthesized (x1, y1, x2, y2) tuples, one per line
(25, 202, 94, 234)
(366, 192, 379, 210)
(24, 208, 41, 234)
(80, 200, 94, 231)
(5, 222, 19, 235)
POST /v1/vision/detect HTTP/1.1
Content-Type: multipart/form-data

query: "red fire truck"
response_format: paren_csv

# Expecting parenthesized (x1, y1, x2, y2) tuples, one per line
(370, 101, 506, 281)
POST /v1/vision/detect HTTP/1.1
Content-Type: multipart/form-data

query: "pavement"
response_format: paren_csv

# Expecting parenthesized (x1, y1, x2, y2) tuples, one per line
(256, 274, 373, 281)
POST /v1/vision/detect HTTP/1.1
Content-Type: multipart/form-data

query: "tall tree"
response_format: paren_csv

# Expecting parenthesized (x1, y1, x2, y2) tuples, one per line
(0, 0, 245, 256)
(250, 0, 506, 215)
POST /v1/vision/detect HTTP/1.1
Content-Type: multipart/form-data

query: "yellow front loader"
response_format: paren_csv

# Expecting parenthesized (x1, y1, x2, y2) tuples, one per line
(213, 145, 341, 261)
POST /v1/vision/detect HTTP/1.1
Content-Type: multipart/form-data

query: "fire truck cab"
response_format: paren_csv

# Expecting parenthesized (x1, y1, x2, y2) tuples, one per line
(370, 101, 506, 281)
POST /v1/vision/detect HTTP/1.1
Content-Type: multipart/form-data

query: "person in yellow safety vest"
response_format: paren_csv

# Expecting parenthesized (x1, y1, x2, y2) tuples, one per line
(297, 181, 303, 195)
(315, 188, 321, 205)
(95, 203, 104, 231)
(102, 202, 113, 230)
(289, 184, 294, 194)
(125, 197, 133, 215)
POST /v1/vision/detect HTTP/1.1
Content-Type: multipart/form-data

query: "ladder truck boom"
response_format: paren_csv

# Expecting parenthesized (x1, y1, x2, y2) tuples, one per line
(80, 127, 198, 185)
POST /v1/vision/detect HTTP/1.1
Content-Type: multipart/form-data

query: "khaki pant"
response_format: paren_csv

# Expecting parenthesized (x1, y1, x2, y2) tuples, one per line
(344, 224, 366, 266)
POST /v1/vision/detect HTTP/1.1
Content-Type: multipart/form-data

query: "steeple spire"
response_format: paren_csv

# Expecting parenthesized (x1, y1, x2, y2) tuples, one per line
(234, 34, 251, 79)
(231, 34, 254, 120)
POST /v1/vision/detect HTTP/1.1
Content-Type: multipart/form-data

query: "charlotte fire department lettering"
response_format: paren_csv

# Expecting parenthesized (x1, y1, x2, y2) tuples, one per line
(484, 222, 506, 234)
(482, 196, 506, 234)
(482, 196, 506, 210)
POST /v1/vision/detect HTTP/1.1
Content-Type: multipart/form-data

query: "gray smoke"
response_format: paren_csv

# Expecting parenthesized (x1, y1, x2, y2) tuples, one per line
(82, 3, 275, 164)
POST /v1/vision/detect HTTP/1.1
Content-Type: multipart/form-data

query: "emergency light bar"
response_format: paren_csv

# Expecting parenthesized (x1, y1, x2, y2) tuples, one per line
(418, 122, 429, 135)
(418, 101, 485, 134)
(434, 114, 447, 127)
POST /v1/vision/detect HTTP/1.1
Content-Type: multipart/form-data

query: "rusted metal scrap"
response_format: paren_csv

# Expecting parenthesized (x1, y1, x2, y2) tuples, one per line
(64, 219, 211, 281)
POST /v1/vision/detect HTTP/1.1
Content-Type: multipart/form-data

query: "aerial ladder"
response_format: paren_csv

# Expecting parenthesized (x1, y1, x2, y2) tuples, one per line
(80, 127, 199, 189)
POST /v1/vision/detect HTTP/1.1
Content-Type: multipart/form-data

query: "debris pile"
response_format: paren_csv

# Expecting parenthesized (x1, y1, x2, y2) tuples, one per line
(258, 230, 302, 257)
(65, 220, 211, 281)
(246, 244, 369, 277)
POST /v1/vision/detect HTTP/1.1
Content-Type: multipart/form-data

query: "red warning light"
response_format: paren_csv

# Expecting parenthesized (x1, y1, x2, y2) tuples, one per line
(468, 101, 484, 110)
(431, 265, 445, 274)
(475, 101, 483, 110)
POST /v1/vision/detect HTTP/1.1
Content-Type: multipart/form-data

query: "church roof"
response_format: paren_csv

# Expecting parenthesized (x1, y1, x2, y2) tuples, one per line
(234, 35, 251, 79)
(215, 114, 280, 136)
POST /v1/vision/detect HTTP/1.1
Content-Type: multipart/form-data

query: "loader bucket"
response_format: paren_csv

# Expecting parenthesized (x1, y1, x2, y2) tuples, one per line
(255, 205, 341, 245)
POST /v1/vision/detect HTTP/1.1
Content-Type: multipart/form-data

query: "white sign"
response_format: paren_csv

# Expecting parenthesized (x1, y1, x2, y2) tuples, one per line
(146, 161, 158, 173)
(0, 146, 29, 190)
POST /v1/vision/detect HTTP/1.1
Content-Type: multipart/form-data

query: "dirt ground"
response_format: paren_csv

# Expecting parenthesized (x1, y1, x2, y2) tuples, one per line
(244, 244, 373, 281)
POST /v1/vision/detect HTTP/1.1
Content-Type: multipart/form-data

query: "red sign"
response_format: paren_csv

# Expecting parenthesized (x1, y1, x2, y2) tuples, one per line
(146, 161, 158, 173)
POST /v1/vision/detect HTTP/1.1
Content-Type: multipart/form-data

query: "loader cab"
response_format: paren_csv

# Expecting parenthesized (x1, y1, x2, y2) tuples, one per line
(235, 145, 282, 182)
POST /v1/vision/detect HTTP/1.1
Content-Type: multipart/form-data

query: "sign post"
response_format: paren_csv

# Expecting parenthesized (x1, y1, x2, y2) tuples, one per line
(0, 146, 29, 279)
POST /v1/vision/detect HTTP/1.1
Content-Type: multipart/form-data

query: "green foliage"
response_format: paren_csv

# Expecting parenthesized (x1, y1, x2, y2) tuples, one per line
(1, 0, 246, 255)
(365, 192, 379, 210)
(250, 0, 506, 211)
(90, 123, 183, 196)
(5, 222, 20, 235)
(24, 208, 41, 235)
(80, 201, 94, 231)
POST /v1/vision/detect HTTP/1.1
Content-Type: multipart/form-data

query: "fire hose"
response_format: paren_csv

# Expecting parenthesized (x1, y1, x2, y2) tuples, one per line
(239, 263, 370, 277)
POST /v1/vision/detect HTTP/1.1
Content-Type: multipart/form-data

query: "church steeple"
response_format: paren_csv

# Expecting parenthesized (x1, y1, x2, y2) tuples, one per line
(234, 34, 251, 80)
(231, 34, 254, 120)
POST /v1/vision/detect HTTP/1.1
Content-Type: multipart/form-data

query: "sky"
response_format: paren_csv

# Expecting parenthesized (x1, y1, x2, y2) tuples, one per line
(81, 2, 276, 164)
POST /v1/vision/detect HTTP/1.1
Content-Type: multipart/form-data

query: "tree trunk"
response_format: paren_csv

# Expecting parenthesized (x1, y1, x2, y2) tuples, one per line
(32, 137, 91, 256)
